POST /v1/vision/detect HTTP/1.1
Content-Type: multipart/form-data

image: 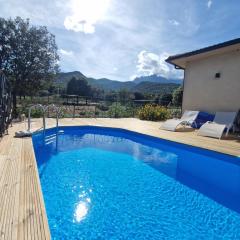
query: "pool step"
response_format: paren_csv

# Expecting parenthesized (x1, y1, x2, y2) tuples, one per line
(44, 134, 57, 144)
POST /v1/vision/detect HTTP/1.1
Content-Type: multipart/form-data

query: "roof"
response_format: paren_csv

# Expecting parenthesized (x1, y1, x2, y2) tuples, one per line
(166, 38, 240, 69)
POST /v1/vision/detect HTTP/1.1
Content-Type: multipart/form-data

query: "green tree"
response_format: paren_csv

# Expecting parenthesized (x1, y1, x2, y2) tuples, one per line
(90, 87, 104, 100)
(105, 91, 117, 102)
(159, 93, 173, 106)
(118, 89, 130, 103)
(66, 77, 92, 96)
(134, 92, 145, 100)
(172, 86, 183, 106)
(0, 17, 59, 115)
(108, 102, 126, 118)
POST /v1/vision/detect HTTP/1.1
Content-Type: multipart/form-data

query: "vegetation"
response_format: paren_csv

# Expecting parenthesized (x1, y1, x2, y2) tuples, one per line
(0, 17, 59, 115)
(134, 92, 145, 100)
(138, 104, 170, 121)
(18, 105, 43, 118)
(167, 108, 182, 118)
(107, 102, 137, 118)
(159, 93, 173, 106)
(108, 103, 127, 118)
(66, 77, 92, 96)
(172, 86, 183, 106)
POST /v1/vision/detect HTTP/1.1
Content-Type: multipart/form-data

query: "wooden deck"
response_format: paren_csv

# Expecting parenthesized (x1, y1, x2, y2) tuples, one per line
(0, 118, 240, 239)
(0, 122, 50, 240)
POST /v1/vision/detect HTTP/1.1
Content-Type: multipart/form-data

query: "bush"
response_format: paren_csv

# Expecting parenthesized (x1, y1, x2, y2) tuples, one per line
(97, 104, 109, 111)
(17, 105, 43, 118)
(38, 90, 50, 97)
(138, 104, 169, 121)
(159, 93, 173, 106)
(30, 108, 44, 118)
(108, 103, 126, 118)
(167, 108, 182, 118)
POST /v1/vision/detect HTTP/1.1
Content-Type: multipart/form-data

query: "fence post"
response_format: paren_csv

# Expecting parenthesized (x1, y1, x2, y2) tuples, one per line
(73, 105, 75, 118)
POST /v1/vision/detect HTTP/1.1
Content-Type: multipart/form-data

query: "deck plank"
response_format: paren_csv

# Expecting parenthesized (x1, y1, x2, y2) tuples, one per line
(0, 117, 239, 240)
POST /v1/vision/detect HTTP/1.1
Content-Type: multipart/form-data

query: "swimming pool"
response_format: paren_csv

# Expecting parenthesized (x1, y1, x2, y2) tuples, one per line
(32, 126, 240, 239)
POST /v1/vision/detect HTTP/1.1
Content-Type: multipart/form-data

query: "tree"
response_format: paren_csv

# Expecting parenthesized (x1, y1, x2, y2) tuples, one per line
(159, 93, 173, 106)
(105, 91, 117, 102)
(172, 86, 183, 106)
(0, 17, 59, 115)
(90, 87, 104, 100)
(66, 77, 92, 96)
(134, 92, 145, 100)
(118, 89, 131, 103)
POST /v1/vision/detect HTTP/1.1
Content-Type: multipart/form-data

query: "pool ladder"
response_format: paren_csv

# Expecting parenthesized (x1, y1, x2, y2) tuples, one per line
(27, 104, 61, 134)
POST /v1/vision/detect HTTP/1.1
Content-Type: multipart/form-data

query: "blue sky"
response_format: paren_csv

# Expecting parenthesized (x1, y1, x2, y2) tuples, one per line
(0, 0, 240, 81)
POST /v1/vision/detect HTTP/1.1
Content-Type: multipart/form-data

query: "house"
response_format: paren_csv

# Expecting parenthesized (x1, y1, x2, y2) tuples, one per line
(166, 38, 240, 113)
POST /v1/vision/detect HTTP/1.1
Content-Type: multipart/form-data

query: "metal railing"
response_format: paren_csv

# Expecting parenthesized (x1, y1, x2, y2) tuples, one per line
(28, 104, 62, 133)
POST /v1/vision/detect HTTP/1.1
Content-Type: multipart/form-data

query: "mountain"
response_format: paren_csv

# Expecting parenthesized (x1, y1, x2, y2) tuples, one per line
(133, 81, 180, 95)
(55, 71, 182, 94)
(56, 71, 86, 86)
(87, 78, 135, 91)
(133, 74, 182, 84)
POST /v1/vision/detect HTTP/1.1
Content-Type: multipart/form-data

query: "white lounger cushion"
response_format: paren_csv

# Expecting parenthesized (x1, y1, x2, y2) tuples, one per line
(160, 119, 187, 131)
(198, 123, 226, 139)
(161, 111, 199, 131)
(198, 112, 237, 139)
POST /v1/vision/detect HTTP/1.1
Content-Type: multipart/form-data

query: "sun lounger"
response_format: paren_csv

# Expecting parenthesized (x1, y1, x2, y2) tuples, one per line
(198, 112, 237, 139)
(160, 110, 199, 131)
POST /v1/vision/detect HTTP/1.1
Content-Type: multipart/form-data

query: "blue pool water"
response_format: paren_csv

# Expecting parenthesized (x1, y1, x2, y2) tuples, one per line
(32, 126, 240, 239)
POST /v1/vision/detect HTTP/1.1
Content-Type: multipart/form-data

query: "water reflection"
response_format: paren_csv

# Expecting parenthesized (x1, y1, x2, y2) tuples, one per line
(74, 201, 88, 222)
(73, 189, 92, 223)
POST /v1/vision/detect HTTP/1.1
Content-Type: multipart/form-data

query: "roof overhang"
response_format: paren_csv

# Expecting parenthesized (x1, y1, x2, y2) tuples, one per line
(166, 38, 240, 69)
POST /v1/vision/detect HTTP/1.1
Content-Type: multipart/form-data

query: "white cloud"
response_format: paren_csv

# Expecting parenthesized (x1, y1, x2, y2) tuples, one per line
(0, 0, 67, 28)
(59, 49, 73, 56)
(64, 0, 111, 33)
(135, 51, 183, 79)
(130, 74, 138, 80)
(169, 19, 180, 26)
(207, 0, 213, 9)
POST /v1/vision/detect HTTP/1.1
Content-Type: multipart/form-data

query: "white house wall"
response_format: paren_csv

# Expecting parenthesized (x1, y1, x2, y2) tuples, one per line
(183, 50, 240, 113)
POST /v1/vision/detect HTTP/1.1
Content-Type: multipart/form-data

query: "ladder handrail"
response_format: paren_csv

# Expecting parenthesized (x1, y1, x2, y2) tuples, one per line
(28, 104, 45, 131)
(45, 104, 62, 129)
(28, 104, 62, 132)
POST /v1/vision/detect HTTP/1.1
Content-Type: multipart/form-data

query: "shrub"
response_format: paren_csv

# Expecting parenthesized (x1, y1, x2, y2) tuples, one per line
(17, 106, 43, 118)
(167, 108, 182, 118)
(108, 103, 126, 118)
(38, 90, 50, 97)
(97, 104, 109, 111)
(28, 108, 43, 118)
(79, 111, 86, 116)
(138, 104, 169, 121)
(159, 93, 173, 106)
